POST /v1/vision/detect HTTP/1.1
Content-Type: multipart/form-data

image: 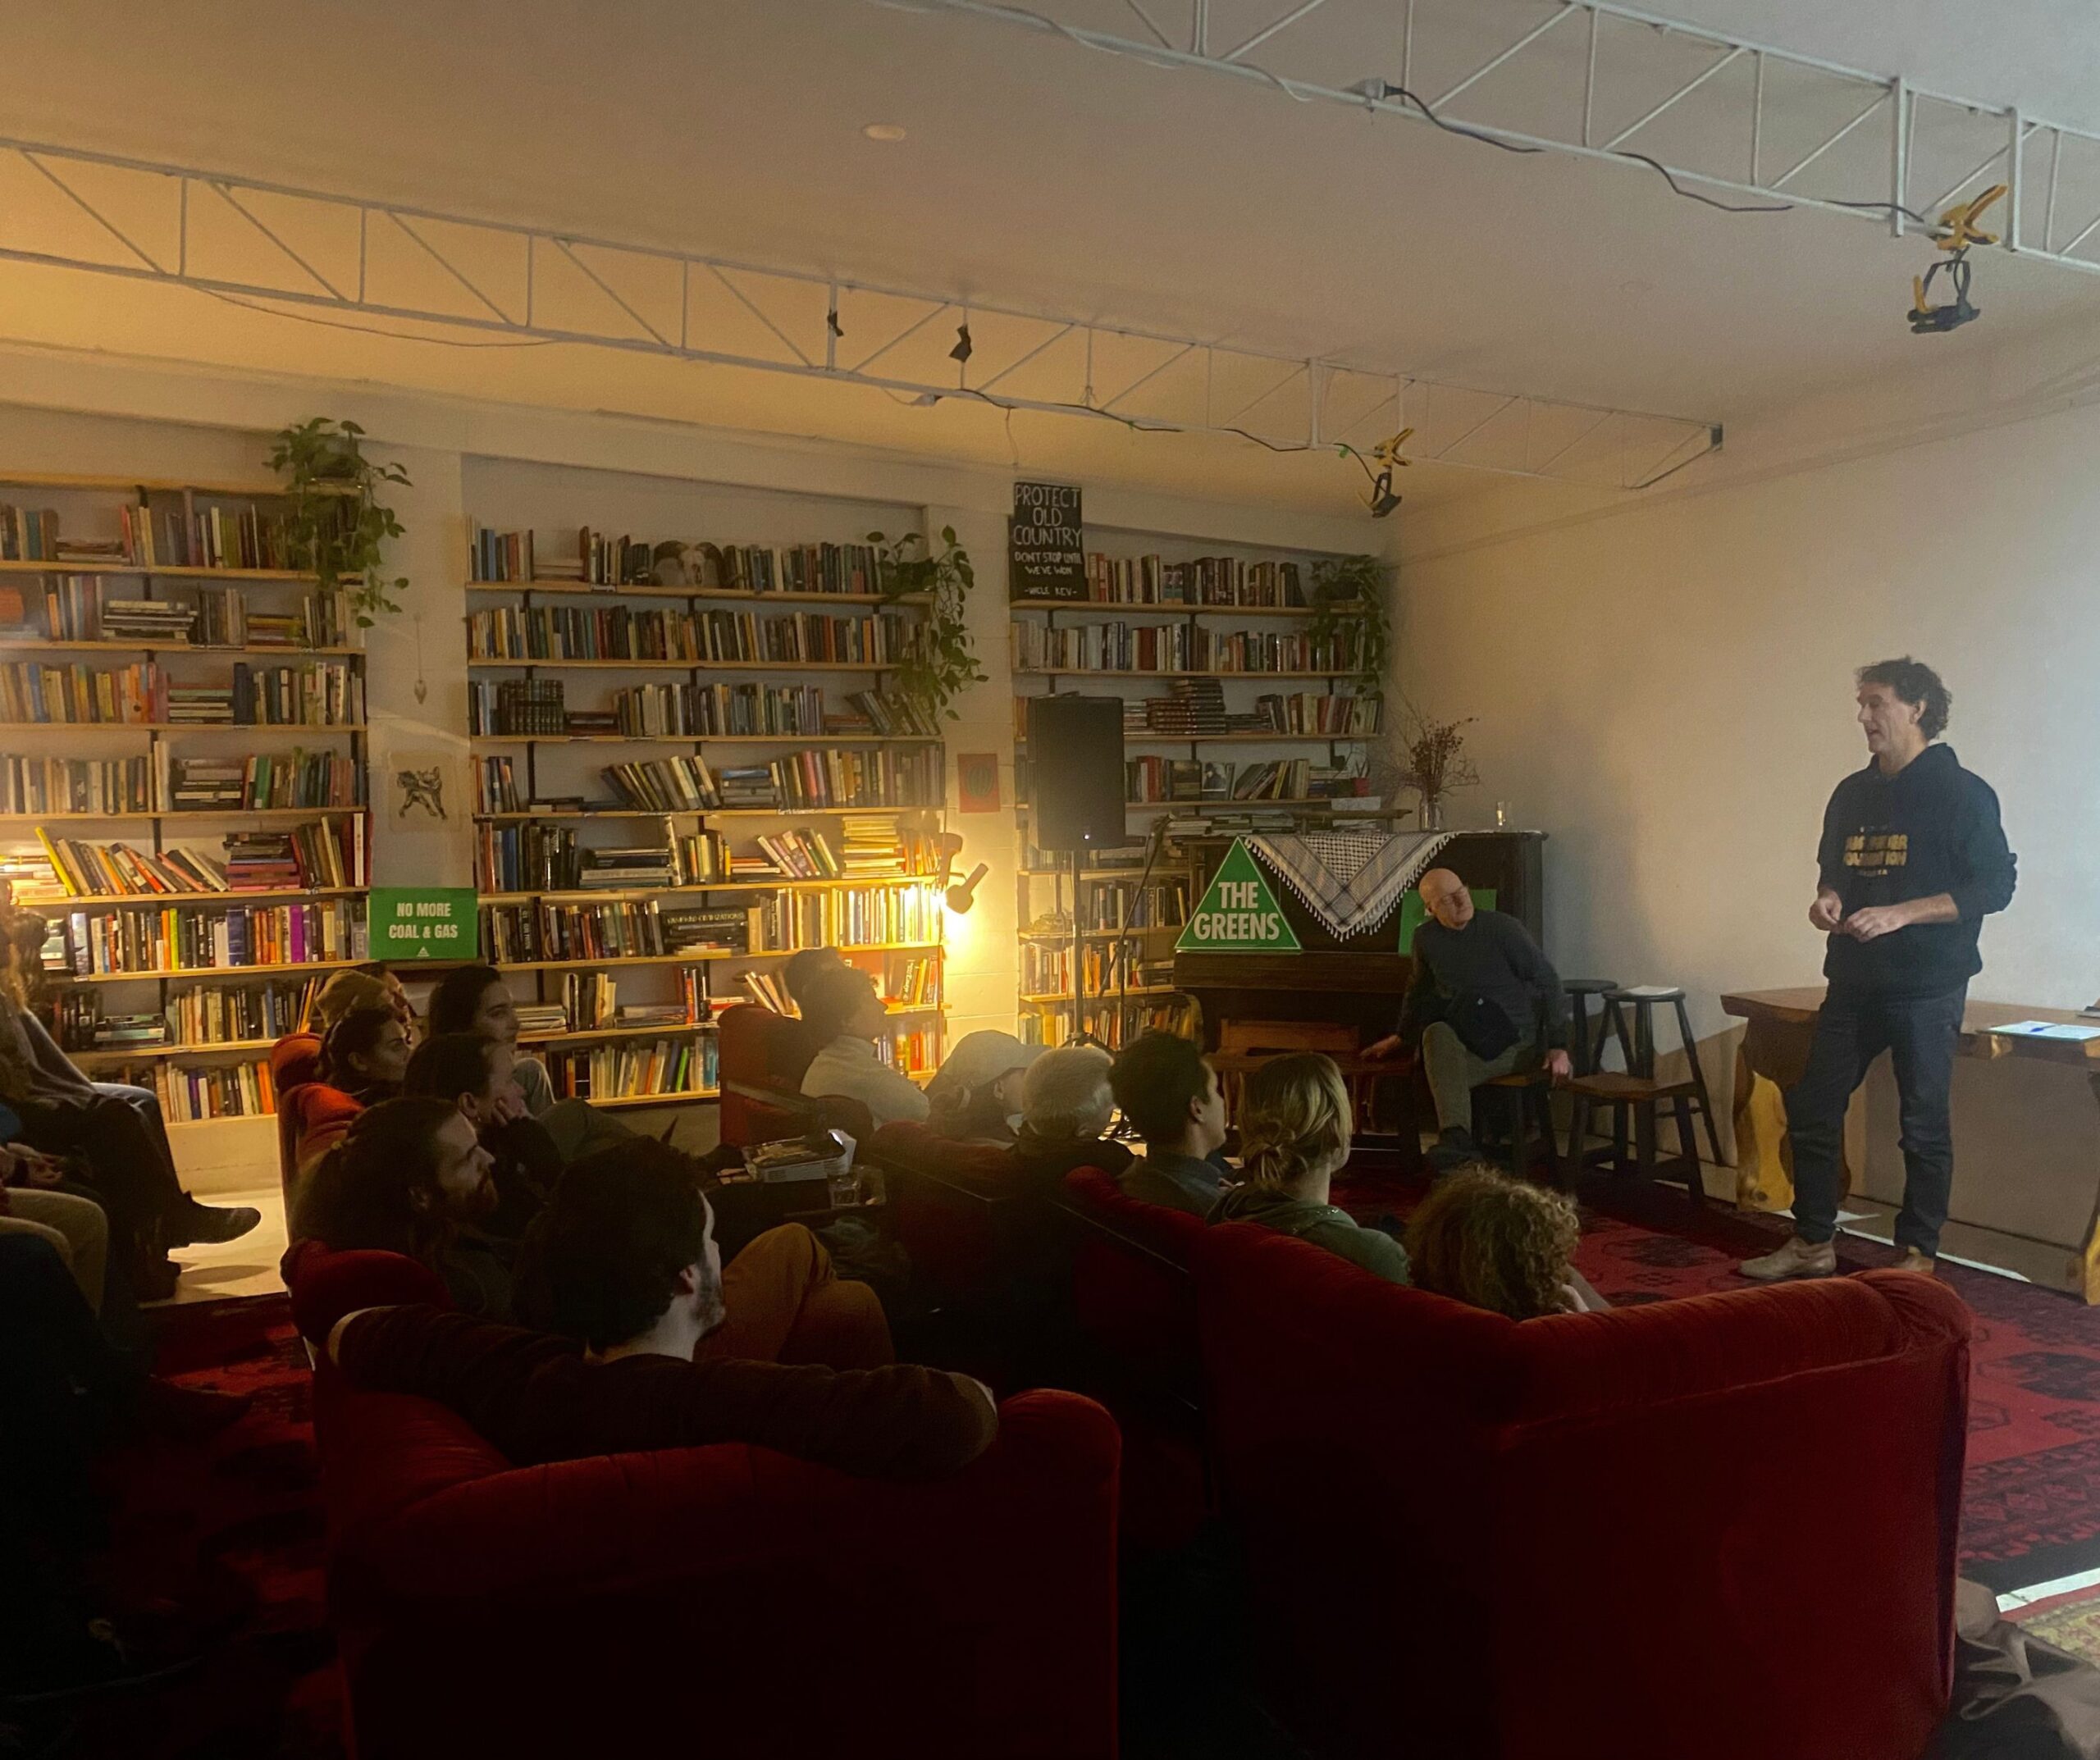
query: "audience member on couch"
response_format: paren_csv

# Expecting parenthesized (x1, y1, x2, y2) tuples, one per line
(0, 932, 256, 1300)
(1208, 1053, 1410, 1285)
(1110, 1031, 1230, 1216)
(403, 1033, 563, 1238)
(1404, 1165, 1609, 1317)
(800, 964, 929, 1129)
(785, 946, 847, 1018)
(425, 964, 634, 1160)
(926, 1030, 1045, 1144)
(331, 1141, 998, 1479)
(0, 1139, 108, 1311)
(309, 968, 393, 1036)
(317, 1004, 411, 1107)
(1012, 1046, 1133, 1187)
(294, 1097, 517, 1317)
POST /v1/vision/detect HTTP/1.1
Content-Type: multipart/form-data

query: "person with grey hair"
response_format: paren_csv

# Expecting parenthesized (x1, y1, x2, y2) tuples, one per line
(1011, 1044, 1132, 1188)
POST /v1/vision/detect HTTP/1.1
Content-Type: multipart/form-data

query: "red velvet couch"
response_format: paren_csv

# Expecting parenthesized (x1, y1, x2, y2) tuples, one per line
(282, 1238, 1123, 1759)
(1192, 1223, 1971, 1760)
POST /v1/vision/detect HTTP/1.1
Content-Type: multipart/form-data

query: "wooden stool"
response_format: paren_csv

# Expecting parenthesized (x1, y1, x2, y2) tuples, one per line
(1563, 978, 1620, 1076)
(1216, 1020, 1375, 1132)
(1564, 986, 1725, 1203)
(1472, 1067, 1558, 1179)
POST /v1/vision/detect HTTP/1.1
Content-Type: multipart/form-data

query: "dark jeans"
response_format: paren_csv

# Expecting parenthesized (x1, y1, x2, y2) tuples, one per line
(1785, 983, 1966, 1256)
(14, 1092, 187, 1266)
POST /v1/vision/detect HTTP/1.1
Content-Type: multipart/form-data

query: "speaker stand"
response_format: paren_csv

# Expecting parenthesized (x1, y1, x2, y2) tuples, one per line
(1068, 847, 1107, 1050)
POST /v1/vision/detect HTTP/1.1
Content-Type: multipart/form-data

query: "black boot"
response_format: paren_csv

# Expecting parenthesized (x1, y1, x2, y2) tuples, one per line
(162, 1199, 261, 1249)
(1426, 1127, 1483, 1173)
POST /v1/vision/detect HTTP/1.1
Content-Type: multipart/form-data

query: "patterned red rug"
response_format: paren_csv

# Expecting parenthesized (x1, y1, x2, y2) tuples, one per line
(84, 1173, 2100, 1753)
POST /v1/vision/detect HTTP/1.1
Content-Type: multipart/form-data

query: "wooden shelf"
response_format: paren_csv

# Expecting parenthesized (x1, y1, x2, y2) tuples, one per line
(469, 659, 896, 674)
(481, 876, 941, 904)
(1012, 668, 1347, 679)
(491, 941, 943, 973)
(71, 1037, 280, 1062)
(32, 887, 363, 911)
(50, 958, 363, 986)
(519, 1021, 711, 1046)
(1021, 731, 1371, 747)
(1010, 599, 1349, 620)
(1019, 925, 1182, 941)
(587, 1089, 719, 1108)
(1020, 798, 1388, 813)
(0, 641, 361, 658)
(1017, 866, 1160, 879)
(0, 559, 315, 581)
(474, 805, 938, 821)
(1019, 984, 1185, 1005)
(465, 582, 929, 609)
(167, 1112, 276, 1131)
(0, 807, 363, 823)
(0, 470, 288, 497)
(469, 733, 940, 746)
(0, 722, 363, 736)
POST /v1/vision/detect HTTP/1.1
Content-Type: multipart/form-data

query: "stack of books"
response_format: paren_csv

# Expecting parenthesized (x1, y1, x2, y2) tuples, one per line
(714, 766, 779, 809)
(1144, 679, 1232, 736)
(660, 906, 751, 955)
(751, 828, 843, 879)
(580, 846, 678, 890)
(99, 600, 198, 644)
(515, 1001, 569, 1036)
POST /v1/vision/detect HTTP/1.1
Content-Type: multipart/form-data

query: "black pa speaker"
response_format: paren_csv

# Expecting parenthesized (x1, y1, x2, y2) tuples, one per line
(1029, 695, 1126, 852)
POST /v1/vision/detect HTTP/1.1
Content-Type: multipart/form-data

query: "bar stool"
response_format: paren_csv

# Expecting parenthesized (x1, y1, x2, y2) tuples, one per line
(1563, 978, 1620, 1076)
(1471, 1065, 1557, 1179)
(1563, 987, 1724, 1203)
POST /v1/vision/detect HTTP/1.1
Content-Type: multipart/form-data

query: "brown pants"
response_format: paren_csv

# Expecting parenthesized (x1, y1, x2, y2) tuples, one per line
(697, 1224, 892, 1369)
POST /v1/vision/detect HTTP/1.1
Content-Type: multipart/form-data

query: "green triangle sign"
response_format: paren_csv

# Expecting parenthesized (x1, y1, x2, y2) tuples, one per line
(1176, 839, 1302, 954)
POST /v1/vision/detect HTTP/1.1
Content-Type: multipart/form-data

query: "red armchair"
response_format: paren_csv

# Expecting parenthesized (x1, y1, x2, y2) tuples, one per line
(283, 1238, 1123, 1760)
(1193, 1223, 1970, 1760)
(718, 1003, 819, 1147)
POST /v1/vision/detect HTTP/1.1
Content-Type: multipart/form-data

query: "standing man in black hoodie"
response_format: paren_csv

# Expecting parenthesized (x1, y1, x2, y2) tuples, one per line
(1743, 659, 2016, 1281)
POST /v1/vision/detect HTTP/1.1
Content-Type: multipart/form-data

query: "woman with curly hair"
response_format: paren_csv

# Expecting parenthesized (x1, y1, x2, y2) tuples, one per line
(1208, 1052, 1411, 1285)
(1404, 1165, 1609, 1318)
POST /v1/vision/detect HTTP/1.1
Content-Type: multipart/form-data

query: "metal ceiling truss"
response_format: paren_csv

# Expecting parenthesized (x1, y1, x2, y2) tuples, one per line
(0, 132, 1717, 491)
(899, 0, 2100, 272)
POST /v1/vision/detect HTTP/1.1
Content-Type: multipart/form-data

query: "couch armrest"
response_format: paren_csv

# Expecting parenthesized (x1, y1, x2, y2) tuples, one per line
(282, 1239, 451, 1343)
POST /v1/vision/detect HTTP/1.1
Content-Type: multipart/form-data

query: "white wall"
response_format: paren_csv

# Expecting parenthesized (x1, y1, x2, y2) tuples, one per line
(1399, 393, 2100, 1256)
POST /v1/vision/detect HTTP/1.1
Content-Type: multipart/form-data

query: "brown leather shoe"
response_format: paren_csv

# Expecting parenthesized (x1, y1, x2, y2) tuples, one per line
(1894, 1246, 1938, 1276)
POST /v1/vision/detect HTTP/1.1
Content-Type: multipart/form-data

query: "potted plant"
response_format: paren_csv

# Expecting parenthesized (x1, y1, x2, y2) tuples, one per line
(267, 417, 412, 627)
(1307, 554, 1391, 698)
(868, 525, 986, 723)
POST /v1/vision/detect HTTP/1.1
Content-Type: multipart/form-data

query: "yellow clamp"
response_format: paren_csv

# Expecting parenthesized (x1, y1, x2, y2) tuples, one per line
(1935, 184, 2006, 253)
(1370, 428, 1415, 469)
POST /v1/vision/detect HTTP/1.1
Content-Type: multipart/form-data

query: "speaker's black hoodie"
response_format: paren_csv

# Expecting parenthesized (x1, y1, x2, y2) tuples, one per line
(1816, 741, 2016, 998)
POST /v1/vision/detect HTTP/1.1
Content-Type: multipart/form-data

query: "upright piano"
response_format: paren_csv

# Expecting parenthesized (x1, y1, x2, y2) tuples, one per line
(1172, 830, 1546, 1051)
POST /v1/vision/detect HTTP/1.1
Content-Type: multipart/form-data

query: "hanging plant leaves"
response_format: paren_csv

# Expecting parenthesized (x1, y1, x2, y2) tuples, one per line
(867, 525, 986, 722)
(266, 417, 412, 629)
(1308, 553, 1391, 699)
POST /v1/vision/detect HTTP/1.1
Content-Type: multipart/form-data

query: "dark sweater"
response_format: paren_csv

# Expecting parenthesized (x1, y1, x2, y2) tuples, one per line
(336, 1305, 998, 1480)
(1399, 910, 1567, 1049)
(1817, 743, 2016, 997)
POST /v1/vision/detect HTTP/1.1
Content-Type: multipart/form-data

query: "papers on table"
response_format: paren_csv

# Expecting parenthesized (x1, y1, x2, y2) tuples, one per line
(1988, 1020, 2100, 1042)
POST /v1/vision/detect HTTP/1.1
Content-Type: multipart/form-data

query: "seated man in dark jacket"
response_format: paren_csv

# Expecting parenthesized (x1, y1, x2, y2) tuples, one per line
(1010, 1046, 1131, 1189)
(327, 1142, 998, 1480)
(1109, 1031, 1230, 1216)
(1367, 869, 1572, 1170)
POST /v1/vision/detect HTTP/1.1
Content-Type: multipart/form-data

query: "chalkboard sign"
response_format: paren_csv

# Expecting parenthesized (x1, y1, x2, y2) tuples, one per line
(1008, 480, 1086, 600)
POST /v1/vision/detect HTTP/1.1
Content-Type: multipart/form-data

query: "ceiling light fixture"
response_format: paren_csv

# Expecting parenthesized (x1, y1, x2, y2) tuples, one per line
(862, 123, 908, 142)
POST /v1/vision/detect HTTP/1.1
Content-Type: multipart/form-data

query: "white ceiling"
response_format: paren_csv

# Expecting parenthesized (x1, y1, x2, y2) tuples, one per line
(2, 0, 2099, 513)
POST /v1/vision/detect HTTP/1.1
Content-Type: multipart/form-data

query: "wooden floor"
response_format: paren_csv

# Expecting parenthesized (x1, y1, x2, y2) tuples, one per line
(152, 1184, 289, 1306)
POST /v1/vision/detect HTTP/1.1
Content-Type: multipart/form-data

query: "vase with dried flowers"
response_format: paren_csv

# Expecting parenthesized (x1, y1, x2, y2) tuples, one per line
(1390, 700, 1479, 831)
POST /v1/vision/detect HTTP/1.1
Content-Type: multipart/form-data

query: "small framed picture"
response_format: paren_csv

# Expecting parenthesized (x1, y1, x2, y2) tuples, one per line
(957, 753, 1001, 814)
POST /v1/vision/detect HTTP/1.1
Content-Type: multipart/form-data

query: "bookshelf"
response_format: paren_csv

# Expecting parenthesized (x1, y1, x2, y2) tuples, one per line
(1011, 534, 1389, 1048)
(458, 510, 957, 1100)
(0, 472, 372, 1132)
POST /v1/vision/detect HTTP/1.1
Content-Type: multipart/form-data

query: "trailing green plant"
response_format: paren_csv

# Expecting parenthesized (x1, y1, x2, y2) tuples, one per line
(1307, 553, 1392, 698)
(266, 417, 412, 628)
(867, 525, 985, 722)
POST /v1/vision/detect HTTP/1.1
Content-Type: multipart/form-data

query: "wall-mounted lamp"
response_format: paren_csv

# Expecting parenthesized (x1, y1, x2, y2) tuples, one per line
(945, 861, 989, 914)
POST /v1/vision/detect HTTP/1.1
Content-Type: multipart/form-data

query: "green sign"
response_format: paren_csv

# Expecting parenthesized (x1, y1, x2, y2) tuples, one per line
(1395, 886, 1497, 947)
(368, 887, 479, 960)
(1176, 840, 1301, 954)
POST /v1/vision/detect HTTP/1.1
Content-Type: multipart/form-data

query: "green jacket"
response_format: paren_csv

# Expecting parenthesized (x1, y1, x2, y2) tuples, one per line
(1208, 1185, 1412, 1286)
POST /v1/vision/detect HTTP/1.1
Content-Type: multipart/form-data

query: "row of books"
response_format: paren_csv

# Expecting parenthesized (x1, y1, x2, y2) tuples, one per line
(477, 900, 755, 964)
(1078, 554, 1308, 608)
(468, 526, 885, 596)
(1011, 622, 1362, 675)
(98, 1057, 281, 1121)
(731, 959, 942, 1017)
(597, 748, 941, 813)
(541, 969, 710, 1034)
(52, 974, 317, 1053)
(1020, 996, 1200, 1050)
(11, 578, 349, 649)
(749, 884, 943, 952)
(1124, 757, 1359, 803)
(468, 606, 921, 667)
(32, 822, 365, 899)
(0, 659, 363, 726)
(1075, 876, 1191, 931)
(541, 1035, 720, 1101)
(877, 1024, 942, 1078)
(166, 752, 365, 812)
(0, 500, 308, 574)
(50, 899, 363, 978)
(472, 677, 566, 736)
